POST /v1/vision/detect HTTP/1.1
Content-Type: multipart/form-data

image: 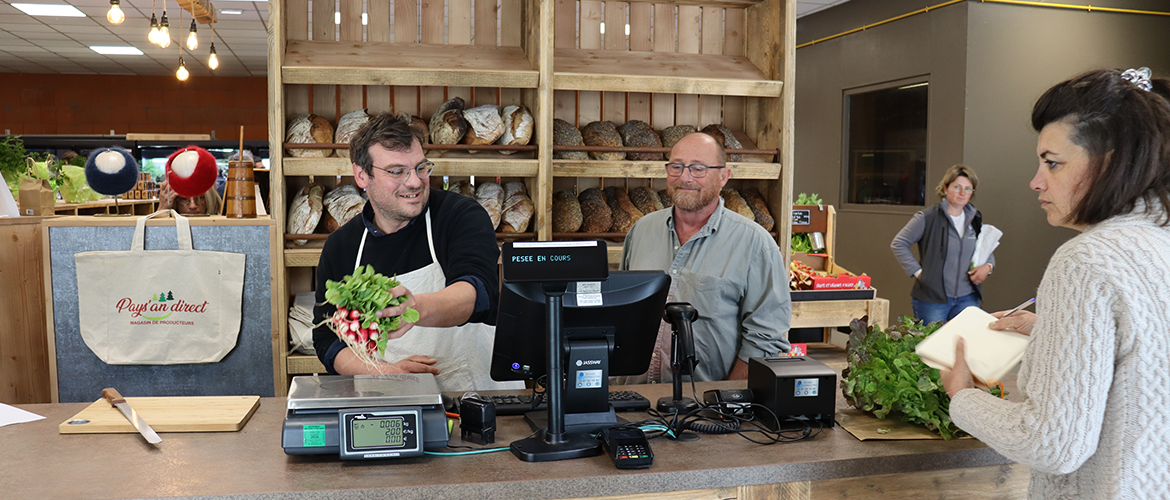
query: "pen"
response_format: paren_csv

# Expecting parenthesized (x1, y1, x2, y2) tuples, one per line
(1002, 297, 1036, 318)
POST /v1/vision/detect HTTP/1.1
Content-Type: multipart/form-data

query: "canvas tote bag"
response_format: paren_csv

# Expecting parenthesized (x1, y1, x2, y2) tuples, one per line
(75, 210, 246, 364)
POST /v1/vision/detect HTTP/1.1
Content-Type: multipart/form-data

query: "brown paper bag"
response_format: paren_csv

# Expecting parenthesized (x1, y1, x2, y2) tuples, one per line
(19, 177, 55, 216)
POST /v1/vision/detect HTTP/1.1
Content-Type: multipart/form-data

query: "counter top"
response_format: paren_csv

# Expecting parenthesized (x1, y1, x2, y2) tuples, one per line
(1, 381, 1009, 500)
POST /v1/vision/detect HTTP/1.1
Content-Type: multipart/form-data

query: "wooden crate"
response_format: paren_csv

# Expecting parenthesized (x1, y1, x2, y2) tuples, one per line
(0, 217, 52, 404)
(268, 0, 796, 391)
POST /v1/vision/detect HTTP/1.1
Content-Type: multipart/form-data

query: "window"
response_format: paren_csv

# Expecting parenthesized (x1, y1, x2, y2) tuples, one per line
(844, 80, 929, 206)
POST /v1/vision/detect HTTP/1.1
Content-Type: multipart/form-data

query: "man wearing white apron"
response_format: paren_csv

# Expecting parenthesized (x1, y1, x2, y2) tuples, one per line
(312, 113, 521, 392)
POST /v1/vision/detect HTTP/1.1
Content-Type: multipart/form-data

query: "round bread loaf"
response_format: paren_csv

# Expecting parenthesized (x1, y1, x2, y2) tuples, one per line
(552, 190, 583, 233)
(500, 192, 534, 233)
(288, 183, 324, 245)
(430, 97, 469, 145)
(474, 181, 505, 230)
(617, 120, 664, 161)
(740, 186, 774, 231)
(447, 180, 475, 198)
(553, 118, 589, 160)
(581, 121, 625, 161)
(658, 189, 673, 208)
(286, 114, 334, 158)
(701, 124, 743, 162)
(403, 113, 430, 145)
(577, 188, 612, 233)
(660, 124, 698, 149)
(604, 186, 643, 239)
(720, 188, 755, 221)
(628, 186, 664, 215)
(323, 184, 365, 229)
(334, 109, 370, 158)
(497, 105, 534, 154)
(462, 104, 505, 146)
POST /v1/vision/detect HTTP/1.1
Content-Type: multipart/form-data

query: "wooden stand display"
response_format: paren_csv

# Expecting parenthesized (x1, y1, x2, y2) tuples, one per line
(268, 0, 797, 391)
(789, 205, 890, 345)
(0, 216, 53, 404)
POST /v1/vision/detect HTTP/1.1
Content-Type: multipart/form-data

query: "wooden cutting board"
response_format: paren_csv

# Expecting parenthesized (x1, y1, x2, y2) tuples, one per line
(59, 396, 261, 434)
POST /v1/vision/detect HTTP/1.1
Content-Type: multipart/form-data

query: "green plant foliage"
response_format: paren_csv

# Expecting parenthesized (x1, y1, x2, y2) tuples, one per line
(791, 233, 813, 254)
(841, 316, 966, 439)
(324, 265, 420, 354)
(0, 136, 27, 180)
(795, 192, 823, 205)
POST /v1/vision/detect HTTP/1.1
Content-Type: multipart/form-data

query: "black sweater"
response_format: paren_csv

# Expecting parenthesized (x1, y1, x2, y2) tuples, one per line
(312, 189, 500, 372)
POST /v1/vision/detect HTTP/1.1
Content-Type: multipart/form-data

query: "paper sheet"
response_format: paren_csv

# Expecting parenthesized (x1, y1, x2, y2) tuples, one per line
(0, 403, 46, 427)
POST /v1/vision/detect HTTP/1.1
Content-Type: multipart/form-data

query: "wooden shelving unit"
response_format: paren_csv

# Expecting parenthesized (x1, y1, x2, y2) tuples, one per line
(269, 0, 796, 392)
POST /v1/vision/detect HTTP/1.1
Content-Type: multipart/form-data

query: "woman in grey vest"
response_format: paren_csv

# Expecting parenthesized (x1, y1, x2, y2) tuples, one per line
(890, 164, 994, 324)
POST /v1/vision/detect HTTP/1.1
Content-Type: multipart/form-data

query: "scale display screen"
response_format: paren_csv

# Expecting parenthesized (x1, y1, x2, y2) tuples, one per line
(338, 407, 423, 459)
(351, 416, 405, 448)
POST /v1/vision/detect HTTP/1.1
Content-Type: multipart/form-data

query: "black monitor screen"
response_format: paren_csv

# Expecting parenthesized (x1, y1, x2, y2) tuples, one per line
(491, 271, 670, 382)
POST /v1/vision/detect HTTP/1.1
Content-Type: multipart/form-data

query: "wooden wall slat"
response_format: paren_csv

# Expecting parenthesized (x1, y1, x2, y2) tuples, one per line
(698, 6, 723, 127)
(625, 2, 652, 125)
(475, 0, 498, 45)
(674, 4, 701, 128)
(420, 0, 446, 118)
(577, 0, 603, 126)
(450, 0, 473, 44)
(722, 7, 745, 131)
(650, 4, 675, 128)
(501, 0, 522, 46)
(338, 0, 365, 118)
(312, 0, 336, 41)
(554, 0, 577, 49)
(366, 0, 392, 113)
(287, 0, 309, 41)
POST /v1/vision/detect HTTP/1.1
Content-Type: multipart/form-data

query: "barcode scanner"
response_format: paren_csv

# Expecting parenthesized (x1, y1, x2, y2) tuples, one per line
(658, 302, 700, 419)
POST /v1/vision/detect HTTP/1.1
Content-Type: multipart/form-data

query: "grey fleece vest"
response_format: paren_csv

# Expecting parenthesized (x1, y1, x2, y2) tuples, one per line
(912, 203, 983, 304)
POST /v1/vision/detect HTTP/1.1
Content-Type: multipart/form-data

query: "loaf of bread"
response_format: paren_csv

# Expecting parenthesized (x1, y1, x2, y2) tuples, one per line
(500, 192, 534, 233)
(552, 190, 583, 233)
(628, 186, 664, 215)
(604, 186, 643, 237)
(658, 189, 673, 208)
(720, 188, 755, 221)
(553, 118, 589, 160)
(581, 121, 625, 161)
(403, 113, 429, 145)
(497, 105, 534, 154)
(447, 180, 475, 198)
(702, 124, 743, 162)
(319, 211, 340, 233)
(286, 114, 334, 158)
(430, 97, 469, 145)
(323, 184, 365, 230)
(462, 104, 505, 146)
(334, 109, 371, 158)
(741, 186, 774, 231)
(577, 188, 612, 233)
(503, 181, 527, 200)
(474, 181, 505, 230)
(617, 120, 664, 161)
(288, 183, 324, 245)
(660, 125, 698, 149)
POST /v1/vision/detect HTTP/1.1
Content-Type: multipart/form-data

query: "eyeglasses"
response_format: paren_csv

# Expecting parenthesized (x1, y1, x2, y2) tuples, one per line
(372, 160, 434, 182)
(665, 162, 725, 178)
(949, 185, 974, 194)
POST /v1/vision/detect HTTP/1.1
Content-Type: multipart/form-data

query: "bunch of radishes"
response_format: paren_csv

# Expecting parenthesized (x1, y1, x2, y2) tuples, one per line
(322, 265, 420, 363)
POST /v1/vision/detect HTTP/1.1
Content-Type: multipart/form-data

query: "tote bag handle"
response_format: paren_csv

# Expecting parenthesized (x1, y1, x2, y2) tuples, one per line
(132, 209, 193, 251)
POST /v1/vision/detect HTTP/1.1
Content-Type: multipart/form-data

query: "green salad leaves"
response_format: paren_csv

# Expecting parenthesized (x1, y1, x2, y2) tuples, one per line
(841, 316, 965, 439)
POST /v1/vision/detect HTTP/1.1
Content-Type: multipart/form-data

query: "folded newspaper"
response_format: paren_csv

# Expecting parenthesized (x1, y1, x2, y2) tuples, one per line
(972, 224, 1002, 268)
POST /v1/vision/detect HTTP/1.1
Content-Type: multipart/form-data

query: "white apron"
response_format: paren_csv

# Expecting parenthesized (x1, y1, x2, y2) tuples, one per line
(355, 209, 523, 392)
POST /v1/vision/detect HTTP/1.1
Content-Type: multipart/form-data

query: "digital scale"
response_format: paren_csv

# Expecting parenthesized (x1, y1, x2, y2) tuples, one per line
(281, 374, 449, 460)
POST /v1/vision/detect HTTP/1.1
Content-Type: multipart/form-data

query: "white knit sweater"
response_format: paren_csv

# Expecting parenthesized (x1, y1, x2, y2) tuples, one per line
(950, 207, 1170, 499)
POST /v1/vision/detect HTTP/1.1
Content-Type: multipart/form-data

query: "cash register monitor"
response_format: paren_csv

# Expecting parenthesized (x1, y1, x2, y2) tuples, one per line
(490, 271, 670, 415)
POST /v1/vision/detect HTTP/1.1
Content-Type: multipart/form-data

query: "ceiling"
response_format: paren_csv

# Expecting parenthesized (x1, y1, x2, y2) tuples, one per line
(0, 0, 848, 77)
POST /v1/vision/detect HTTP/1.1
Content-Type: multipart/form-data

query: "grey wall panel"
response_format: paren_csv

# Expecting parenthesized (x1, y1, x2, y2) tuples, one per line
(49, 223, 275, 403)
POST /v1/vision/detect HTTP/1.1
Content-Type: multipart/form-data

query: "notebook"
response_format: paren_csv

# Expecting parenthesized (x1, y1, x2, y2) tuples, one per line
(915, 306, 1031, 384)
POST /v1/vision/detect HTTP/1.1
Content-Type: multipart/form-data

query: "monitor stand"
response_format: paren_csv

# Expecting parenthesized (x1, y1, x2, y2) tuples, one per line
(522, 409, 626, 435)
(509, 283, 604, 462)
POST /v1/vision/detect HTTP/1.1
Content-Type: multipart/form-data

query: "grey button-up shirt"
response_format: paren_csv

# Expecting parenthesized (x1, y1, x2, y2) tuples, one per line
(620, 198, 791, 381)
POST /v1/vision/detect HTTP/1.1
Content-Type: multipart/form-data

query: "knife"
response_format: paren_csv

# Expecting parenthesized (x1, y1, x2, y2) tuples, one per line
(102, 388, 162, 444)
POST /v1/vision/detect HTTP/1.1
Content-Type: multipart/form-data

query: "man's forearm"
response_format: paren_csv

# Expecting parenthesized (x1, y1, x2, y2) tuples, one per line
(414, 281, 477, 327)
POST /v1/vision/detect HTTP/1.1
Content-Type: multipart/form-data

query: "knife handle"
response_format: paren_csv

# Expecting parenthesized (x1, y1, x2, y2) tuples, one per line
(102, 388, 126, 406)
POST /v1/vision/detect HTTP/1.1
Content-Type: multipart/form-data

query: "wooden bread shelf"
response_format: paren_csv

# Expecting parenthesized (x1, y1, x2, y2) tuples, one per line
(554, 49, 783, 97)
(282, 41, 539, 88)
(283, 158, 540, 177)
(553, 161, 780, 179)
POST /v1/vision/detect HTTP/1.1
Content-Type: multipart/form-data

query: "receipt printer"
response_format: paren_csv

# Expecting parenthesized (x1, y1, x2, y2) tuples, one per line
(747, 356, 836, 430)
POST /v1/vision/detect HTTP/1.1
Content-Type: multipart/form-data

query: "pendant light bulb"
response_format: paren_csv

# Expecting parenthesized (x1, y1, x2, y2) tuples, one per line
(208, 43, 219, 70)
(176, 57, 189, 81)
(159, 13, 170, 48)
(149, 14, 160, 44)
(106, 0, 124, 24)
(187, 20, 198, 50)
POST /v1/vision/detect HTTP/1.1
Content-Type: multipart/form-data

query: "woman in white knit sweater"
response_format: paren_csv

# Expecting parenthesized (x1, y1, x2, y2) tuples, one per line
(941, 68, 1170, 498)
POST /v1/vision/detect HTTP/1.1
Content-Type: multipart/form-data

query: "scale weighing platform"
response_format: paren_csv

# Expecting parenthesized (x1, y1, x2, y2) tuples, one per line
(282, 374, 449, 459)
